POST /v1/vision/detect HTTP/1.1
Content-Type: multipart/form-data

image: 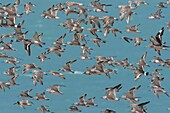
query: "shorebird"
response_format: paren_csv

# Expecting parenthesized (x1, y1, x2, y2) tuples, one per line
(150, 56, 165, 66)
(46, 84, 64, 95)
(4, 1, 19, 12)
(36, 105, 53, 113)
(81, 44, 93, 55)
(32, 32, 45, 47)
(1, 17, 16, 28)
(121, 36, 146, 46)
(151, 69, 164, 87)
(149, 45, 167, 56)
(32, 73, 44, 86)
(0, 33, 14, 40)
(96, 56, 108, 62)
(104, 68, 117, 79)
(152, 68, 162, 76)
(0, 40, 16, 51)
(74, 93, 87, 106)
(148, 27, 170, 55)
(126, 7, 137, 24)
(0, 81, 10, 92)
(3, 66, 19, 76)
(90, 37, 106, 47)
(65, 7, 79, 16)
(74, 33, 88, 43)
(75, 18, 88, 24)
(118, 5, 136, 24)
(100, 16, 118, 28)
(150, 29, 163, 45)
(19, 89, 33, 98)
(24, 2, 35, 15)
(70, 25, 84, 33)
(67, 38, 82, 46)
(37, 52, 50, 62)
(3, 57, 20, 65)
(148, 9, 164, 20)
(59, 59, 77, 73)
(112, 58, 130, 68)
(95, 56, 115, 64)
(126, 24, 140, 33)
(5, 12, 23, 25)
(48, 70, 66, 79)
(121, 85, 141, 103)
(104, 26, 112, 37)
(151, 85, 169, 98)
(41, 5, 59, 19)
(133, 65, 149, 81)
(157, 2, 167, 8)
(22, 33, 44, 56)
(80, 54, 92, 60)
(53, 33, 67, 47)
(65, 1, 84, 7)
(84, 66, 102, 75)
(77, 5, 89, 18)
(129, 64, 140, 72)
(104, 26, 122, 37)
(130, 101, 150, 113)
(46, 47, 65, 57)
(14, 100, 33, 109)
(22, 39, 33, 56)
(93, 61, 105, 73)
(0, 52, 13, 58)
(163, 59, 170, 67)
(121, 36, 133, 43)
(109, 27, 122, 37)
(102, 84, 122, 101)
(22, 63, 41, 74)
(87, 15, 101, 28)
(133, 37, 147, 46)
(130, 0, 148, 9)
(15, 20, 25, 30)
(87, 28, 102, 37)
(67, 106, 81, 112)
(14, 30, 28, 42)
(89, 0, 112, 13)
(56, 3, 65, 12)
(101, 109, 116, 113)
(6, 75, 20, 86)
(86, 97, 97, 106)
(34, 92, 49, 100)
(32, 70, 47, 86)
(137, 52, 149, 68)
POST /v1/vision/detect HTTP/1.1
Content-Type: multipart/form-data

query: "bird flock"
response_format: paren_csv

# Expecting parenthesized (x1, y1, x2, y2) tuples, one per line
(0, 0, 170, 113)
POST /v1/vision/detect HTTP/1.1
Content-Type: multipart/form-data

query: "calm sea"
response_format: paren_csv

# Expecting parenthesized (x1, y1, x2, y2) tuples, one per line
(0, 0, 170, 113)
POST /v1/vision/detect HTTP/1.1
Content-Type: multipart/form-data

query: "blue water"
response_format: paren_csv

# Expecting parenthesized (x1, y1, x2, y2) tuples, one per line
(0, 0, 170, 113)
